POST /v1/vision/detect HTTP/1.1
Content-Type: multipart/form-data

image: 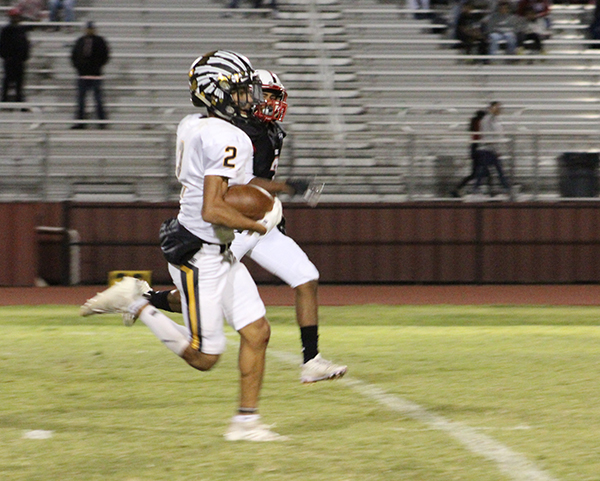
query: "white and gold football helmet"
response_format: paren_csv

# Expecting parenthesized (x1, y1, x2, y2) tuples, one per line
(188, 50, 263, 121)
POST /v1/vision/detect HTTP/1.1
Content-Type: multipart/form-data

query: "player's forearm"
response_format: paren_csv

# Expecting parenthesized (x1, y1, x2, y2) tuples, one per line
(249, 177, 293, 195)
(202, 204, 266, 234)
(203, 175, 267, 234)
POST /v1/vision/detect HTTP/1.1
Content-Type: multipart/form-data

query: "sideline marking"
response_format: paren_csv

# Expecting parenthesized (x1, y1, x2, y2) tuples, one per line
(391, 425, 532, 432)
(269, 350, 559, 481)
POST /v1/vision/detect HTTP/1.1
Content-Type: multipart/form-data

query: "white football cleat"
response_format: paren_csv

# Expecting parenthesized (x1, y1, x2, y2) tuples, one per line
(301, 354, 347, 383)
(121, 280, 151, 326)
(224, 418, 288, 442)
(79, 277, 147, 318)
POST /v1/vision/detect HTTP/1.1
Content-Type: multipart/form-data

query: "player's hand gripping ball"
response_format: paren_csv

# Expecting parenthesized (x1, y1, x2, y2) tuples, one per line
(224, 184, 275, 220)
(258, 197, 282, 235)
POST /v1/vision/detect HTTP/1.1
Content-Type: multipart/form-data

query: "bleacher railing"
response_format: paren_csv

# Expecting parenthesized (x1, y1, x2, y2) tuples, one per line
(2, 113, 599, 202)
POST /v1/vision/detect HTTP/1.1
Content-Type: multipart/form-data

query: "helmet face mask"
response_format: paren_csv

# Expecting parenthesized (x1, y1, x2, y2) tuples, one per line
(254, 69, 288, 122)
(227, 76, 263, 117)
(188, 50, 262, 121)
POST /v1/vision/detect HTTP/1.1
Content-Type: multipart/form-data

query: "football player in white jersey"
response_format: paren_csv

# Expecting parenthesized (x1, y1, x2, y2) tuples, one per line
(80, 50, 286, 442)
(141, 69, 347, 384)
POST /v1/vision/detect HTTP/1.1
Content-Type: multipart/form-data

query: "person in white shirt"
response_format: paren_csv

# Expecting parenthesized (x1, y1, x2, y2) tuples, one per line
(80, 50, 286, 442)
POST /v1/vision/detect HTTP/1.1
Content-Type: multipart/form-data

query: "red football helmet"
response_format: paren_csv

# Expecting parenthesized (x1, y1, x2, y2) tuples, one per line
(254, 69, 288, 122)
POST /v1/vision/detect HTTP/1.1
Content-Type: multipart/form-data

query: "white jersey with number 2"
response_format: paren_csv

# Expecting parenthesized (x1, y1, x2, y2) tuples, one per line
(175, 114, 253, 245)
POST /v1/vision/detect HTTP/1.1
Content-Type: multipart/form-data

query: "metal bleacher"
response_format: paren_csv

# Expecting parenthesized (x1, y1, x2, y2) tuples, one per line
(2, 0, 600, 201)
(344, 1, 600, 200)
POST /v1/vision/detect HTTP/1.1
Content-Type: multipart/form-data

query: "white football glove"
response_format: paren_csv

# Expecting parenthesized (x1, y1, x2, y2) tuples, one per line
(258, 197, 282, 235)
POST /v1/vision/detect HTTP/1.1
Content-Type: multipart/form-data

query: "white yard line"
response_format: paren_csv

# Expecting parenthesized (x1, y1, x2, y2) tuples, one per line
(269, 349, 559, 481)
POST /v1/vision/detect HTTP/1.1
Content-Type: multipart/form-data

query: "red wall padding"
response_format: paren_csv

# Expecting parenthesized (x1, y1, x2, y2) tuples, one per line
(2, 202, 600, 286)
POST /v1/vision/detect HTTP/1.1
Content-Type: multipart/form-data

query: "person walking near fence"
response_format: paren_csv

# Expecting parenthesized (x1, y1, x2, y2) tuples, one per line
(452, 109, 489, 197)
(472, 101, 511, 197)
(70, 21, 109, 129)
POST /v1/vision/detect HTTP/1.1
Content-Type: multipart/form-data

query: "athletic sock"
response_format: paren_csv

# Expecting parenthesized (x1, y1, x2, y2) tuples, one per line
(232, 414, 260, 423)
(146, 289, 174, 312)
(300, 325, 319, 364)
(137, 305, 190, 356)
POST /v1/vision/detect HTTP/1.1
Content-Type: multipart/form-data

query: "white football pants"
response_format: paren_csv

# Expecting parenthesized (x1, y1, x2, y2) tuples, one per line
(231, 227, 319, 288)
(168, 244, 266, 355)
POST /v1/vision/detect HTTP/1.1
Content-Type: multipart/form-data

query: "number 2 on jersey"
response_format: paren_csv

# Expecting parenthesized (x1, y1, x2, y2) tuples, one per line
(223, 146, 237, 168)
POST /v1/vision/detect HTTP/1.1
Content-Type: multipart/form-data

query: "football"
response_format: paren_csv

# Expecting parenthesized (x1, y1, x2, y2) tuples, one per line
(224, 184, 275, 220)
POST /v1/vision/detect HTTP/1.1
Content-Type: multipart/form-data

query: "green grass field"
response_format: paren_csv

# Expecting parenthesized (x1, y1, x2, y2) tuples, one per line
(1, 304, 600, 481)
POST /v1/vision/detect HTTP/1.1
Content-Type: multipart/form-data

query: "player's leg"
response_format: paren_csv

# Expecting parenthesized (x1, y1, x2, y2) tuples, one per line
(222, 258, 286, 441)
(237, 317, 270, 410)
(295, 279, 318, 328)
(118, 282, 177, 327)
(80, 254, 224, 372)
(166, 289, 182, 311)
(230, 229, 262, 261)
(295, 279, 318, 359)
(237, 228, 320, 345)
(80, 277, 192, 359)
(243, 228, 347, 382)
(223, 258, 269, 412)
(143, 288, 181, 313)
(167, 249, 231, 371)
(148, 280, 314, 364)
(293, 279, 349, 382)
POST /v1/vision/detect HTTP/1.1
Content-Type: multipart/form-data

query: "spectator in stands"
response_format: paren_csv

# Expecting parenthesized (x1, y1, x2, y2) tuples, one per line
(449, 0, 488, 39)
(484, 0, 520, 55)
(14, 0, 45, 22)
(518, 6, 549, 53)
(590, 0, 600, 48)
(516, 0, 551, 29)
(472, 101, 511, 196)
(407, 0, 431, 20)
(455, 1, 487, 55)
(70, 21, 109, 129)
(0, 7, 30, 103)
(49, 0, 75, 24)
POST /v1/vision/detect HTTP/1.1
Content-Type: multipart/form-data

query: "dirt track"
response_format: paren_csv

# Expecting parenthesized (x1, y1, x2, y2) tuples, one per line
(1, 284, 599, 306)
